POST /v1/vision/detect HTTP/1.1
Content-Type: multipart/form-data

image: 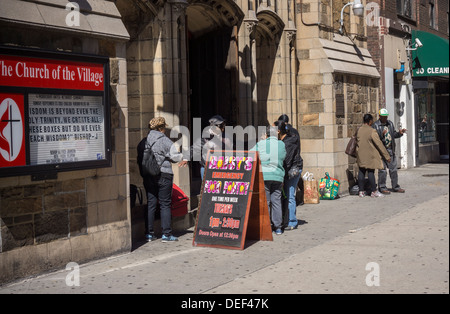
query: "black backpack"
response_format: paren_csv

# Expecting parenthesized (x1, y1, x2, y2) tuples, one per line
(142, 139, 161, 176)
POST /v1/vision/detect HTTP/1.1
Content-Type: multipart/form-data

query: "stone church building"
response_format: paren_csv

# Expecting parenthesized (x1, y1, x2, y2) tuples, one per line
(120, 0, 380, 208)
(0, 0, 380, 283)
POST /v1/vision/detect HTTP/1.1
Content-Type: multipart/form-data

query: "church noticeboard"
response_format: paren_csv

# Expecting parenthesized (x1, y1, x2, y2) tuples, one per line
(193, 150, 273, 250)
(0, 47, 110, 177)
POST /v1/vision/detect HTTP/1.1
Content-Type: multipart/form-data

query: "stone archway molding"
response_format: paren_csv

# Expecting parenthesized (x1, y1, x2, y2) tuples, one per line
(187, 0, 245, 38)
(255, 8, 285, 41)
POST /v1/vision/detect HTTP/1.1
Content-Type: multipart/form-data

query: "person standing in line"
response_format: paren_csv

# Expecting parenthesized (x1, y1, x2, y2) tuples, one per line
(372, 108, 407, 194)
(144, 117, 183, 242)
(250, 126, 286, 235)
(278, 114, 304, 206)
(357, 113, 391, 198)
(275, 120, 302, 230)
(179, 115, 232, 180)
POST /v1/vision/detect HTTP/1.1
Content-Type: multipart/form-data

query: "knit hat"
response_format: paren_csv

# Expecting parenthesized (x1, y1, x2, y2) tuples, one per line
(379, 108, 389, 116)
(149, 117, 168, 130)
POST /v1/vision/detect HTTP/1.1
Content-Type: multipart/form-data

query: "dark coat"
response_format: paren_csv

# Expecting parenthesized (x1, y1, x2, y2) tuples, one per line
(372, 119, 403, 153)
(282, 132, 302, 174)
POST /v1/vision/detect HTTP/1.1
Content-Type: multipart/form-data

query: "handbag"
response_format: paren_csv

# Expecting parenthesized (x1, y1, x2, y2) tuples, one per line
(345, 128, 359, 158)
(319, 172, 340, 200)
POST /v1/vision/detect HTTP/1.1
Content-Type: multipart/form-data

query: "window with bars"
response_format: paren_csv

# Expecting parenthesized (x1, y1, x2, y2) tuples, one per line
(429, 0, 436, 29)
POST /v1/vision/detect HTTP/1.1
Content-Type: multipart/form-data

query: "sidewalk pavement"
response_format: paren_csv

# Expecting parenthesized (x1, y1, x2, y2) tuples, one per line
(0, 163, 448, 294)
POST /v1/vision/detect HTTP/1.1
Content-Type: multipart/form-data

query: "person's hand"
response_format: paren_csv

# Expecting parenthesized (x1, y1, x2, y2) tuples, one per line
(387, 158, 391, 163)
(179, 160, 188, 167)
(382, 129, 388, 135)
(400, 128, 407, 134)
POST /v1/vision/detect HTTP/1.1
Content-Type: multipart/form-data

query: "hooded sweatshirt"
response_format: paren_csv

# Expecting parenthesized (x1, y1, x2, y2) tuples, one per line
(250, 136, 286, 182)
(146, 130, 183, 175)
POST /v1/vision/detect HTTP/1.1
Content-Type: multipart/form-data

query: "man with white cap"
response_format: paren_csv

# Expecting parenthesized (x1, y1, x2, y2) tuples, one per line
(372, 108, 407, 194)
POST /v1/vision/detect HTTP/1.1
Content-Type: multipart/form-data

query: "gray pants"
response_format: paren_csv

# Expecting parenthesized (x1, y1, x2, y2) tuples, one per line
(378, 149, 400, 191)
(264, 181, 283, 229)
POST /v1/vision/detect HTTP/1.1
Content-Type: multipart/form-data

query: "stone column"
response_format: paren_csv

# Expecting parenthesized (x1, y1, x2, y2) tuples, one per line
(239, 12, 258, 126)
(166, 0, 191, 215)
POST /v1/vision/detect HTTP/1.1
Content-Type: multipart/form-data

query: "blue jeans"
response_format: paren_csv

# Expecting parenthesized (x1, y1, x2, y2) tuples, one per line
(200, 166, 205, 181)
(284, 171, 302, 228)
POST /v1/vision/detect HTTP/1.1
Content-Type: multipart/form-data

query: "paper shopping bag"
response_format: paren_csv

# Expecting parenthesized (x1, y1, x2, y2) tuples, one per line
(303, 178, 320, 204)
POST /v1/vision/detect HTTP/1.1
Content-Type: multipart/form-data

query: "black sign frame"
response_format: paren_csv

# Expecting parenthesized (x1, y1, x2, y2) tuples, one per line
(193, 150, 273, 250)
(0, 46, 111, 178)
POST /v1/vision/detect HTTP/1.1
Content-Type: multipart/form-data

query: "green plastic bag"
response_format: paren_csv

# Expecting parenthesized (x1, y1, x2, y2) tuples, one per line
(319, 172, 340, 200)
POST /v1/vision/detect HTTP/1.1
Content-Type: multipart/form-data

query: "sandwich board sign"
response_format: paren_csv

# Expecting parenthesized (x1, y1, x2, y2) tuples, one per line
(193, 150, 273, 250)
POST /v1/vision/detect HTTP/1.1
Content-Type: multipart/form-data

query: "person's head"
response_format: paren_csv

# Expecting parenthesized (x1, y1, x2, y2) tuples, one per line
(263, 125, 277, 139)
(363, 113, 374, 126)
(275, 120, 289, 139)
(149, 117, 168, 132)
(209, 115, 226, 132)
(378, 108, 389, 123)
(278, 114, 289, 124)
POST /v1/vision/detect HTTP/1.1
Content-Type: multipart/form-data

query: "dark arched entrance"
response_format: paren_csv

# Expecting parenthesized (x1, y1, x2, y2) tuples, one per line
(186, 0, 244, 129)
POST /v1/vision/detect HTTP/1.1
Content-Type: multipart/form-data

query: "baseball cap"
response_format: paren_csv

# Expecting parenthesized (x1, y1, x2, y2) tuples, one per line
(379, 108, 389, 116)
(209, 115, 226, 126)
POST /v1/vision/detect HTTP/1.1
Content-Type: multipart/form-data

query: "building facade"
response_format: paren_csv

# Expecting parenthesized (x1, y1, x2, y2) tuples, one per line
(365, 0, 449, 167)
(120, 0, 381, 208)
(1, 0, 384, 283)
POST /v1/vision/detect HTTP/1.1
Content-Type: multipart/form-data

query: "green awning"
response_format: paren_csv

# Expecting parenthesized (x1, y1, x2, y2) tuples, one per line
(412, 30, 449, 77)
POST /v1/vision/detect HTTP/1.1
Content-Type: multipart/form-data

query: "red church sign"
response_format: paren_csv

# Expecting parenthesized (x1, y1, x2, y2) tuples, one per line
(0, 54, 104, 91)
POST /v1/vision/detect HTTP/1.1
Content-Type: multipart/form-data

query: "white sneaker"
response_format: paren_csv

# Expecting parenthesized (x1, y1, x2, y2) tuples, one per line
(371, 191, 384, 198)
(359, 191, 366, 197)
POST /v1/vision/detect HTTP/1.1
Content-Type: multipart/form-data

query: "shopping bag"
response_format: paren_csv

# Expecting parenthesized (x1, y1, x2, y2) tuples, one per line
(302, 172, 320, 204)
(319, 172, 340, 200)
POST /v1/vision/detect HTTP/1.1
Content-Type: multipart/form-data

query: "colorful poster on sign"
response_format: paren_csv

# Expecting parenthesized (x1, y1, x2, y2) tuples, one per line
(193, 150, 257, 249)
(0, 93, 26, 168)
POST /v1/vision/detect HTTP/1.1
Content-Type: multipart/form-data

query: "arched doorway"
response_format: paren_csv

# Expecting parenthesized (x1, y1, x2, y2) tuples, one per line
(186, 0, 244, 183)
(186, 0, 244, 129)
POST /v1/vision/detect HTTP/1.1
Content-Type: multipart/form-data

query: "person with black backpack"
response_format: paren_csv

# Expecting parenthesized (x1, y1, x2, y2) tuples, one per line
(139, 117, 183, 243)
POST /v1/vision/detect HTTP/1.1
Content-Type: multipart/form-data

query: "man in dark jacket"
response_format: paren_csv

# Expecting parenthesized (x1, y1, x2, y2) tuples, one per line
(372, 108, 407, 194)
(179, 115, 232, 179)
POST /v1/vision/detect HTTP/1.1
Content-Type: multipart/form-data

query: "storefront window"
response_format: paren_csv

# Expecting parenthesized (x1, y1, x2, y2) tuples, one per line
(416, 85, 436, 143)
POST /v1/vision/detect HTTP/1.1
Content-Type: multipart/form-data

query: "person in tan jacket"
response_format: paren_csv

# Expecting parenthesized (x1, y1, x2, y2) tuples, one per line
(356, 114, 391, 198)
